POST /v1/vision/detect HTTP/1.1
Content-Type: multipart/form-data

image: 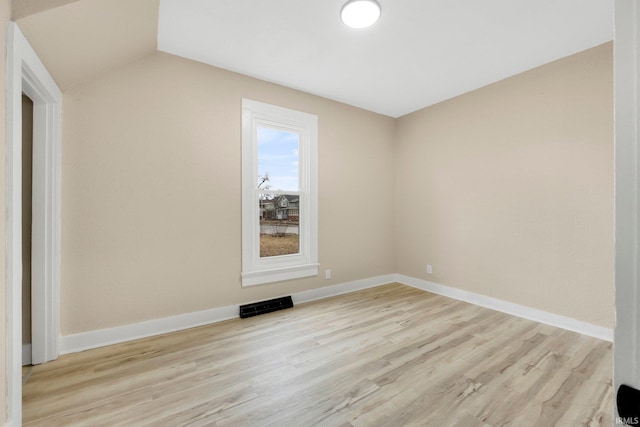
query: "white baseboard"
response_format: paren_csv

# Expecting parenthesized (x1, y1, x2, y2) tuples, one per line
(59, 273, 612, 355)
(60, 304, 239, 355)
(292, 274, 396, 304)
(22, 344, 31, 366)
(60, 274, 394, 355)
(395, 274, 613, 342)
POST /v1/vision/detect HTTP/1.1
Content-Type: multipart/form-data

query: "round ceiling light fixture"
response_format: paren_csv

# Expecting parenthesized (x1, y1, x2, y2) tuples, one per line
(340, 0, 381, 29)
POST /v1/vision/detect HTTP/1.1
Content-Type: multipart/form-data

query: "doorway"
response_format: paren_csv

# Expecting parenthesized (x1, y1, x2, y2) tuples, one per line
(6, 22, 62, 425)
(21, 94, 33, 367)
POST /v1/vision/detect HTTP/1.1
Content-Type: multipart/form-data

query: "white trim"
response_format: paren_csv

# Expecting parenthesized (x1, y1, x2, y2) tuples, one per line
(614, 0, 640, 414)
(59, 274, 394, 355)
(396, 274, 613, 342)
(29, 97, 62, 365)
(6, 21, 62, 426)
(60, 305, 239, 355)
(22, 344, 32, 366)
(292, 274, 396, 304)
(241, 99, 318, 286)
(56, 273, 613, 360)
(242, 263, 320, 287)
(6, 24, 22, 426)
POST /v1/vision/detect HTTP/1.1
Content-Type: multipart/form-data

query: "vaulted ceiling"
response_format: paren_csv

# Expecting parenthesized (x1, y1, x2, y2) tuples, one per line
(15, 0, 612, 117)
(15, 0, 159, 90)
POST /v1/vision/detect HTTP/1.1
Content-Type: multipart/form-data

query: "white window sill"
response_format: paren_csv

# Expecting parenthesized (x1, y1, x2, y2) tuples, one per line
(241, 264, 319, 287)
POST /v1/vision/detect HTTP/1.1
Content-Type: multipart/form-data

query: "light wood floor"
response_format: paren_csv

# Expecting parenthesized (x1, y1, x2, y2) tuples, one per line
(22, 283, 612, 426)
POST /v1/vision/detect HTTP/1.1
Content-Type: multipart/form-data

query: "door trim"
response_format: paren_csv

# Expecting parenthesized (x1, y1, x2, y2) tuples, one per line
(6, 22, 61, 426)
(614, 0, 640, 418)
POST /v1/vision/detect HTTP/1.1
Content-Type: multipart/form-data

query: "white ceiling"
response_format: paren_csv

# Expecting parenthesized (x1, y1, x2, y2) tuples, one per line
(158, 0, 613, 118)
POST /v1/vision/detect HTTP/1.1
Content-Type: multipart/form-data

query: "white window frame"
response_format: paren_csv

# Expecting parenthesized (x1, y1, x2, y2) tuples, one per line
(241, 99, 318, 286)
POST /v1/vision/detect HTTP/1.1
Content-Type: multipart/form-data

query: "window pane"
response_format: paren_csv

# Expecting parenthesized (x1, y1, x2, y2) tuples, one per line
(257, 127, 299, 192)
(259, 193, 300, 257)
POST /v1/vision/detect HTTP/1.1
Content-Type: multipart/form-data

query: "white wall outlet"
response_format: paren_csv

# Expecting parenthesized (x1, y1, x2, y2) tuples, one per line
(427, 264, 433, 274)
(325, 269, 331, 279)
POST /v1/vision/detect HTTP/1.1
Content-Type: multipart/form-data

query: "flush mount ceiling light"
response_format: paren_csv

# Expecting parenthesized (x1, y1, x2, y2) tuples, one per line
(341, 0, 381, 29)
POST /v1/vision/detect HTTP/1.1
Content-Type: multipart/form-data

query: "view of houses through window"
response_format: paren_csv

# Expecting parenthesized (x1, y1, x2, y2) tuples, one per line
(257, 126, 300, 257)
(242, 99, 317, 285)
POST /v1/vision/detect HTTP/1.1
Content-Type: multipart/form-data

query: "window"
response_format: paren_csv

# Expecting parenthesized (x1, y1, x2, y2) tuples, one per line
(241, 99, 318, 286)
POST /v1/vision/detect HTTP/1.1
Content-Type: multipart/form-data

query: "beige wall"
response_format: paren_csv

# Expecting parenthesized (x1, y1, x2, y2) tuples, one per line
(395, 43, 614, 328)
(1, 0, 10, 423)
(12, 0, 81, 19)
(16, 0, 158, 91)
(61, 43, 614, 335)
(61, 52, 396, 335)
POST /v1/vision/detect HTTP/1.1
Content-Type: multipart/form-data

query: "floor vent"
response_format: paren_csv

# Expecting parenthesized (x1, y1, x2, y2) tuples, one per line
(239, 296, 294, 319)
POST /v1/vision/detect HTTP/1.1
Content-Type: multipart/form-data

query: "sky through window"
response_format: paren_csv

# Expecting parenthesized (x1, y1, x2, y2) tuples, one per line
(257, 126, 299, 192)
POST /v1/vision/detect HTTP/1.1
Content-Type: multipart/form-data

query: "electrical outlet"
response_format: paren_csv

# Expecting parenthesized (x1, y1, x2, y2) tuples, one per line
(426, 264, 433, 274)
(325, 269, 331, 280)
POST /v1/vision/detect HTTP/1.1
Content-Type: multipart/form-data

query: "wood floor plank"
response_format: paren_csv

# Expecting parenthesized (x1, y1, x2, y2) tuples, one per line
(22, 283, 612, 426)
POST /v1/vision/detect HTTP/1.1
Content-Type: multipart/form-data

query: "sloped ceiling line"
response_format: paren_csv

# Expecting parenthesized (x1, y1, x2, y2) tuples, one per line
(17, 0, 612, 117)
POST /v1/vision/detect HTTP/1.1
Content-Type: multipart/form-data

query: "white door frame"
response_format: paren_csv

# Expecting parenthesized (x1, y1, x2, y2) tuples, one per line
(614, 0, 640, 419)
(6, 22, 61, 426)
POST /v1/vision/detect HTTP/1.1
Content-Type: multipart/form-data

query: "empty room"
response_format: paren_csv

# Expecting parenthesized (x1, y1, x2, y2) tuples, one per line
(2, 0, 639, 426)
